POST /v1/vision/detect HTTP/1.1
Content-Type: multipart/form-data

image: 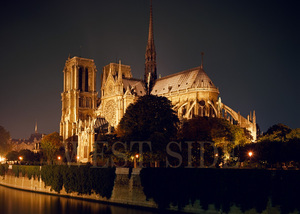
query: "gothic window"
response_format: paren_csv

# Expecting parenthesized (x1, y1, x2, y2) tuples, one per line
(79, 98, 84, 107)
(85, 68, 89, 92)
(86, 98, 91, 108)
(199, 100, 205, 106)
(79, 67, 83, 91)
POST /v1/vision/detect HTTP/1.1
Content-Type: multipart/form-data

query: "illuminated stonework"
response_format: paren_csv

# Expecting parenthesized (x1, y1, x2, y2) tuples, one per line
(60, 56, 98, 163)
(104, 100, 117, 126)
(60, 2, 257, 163)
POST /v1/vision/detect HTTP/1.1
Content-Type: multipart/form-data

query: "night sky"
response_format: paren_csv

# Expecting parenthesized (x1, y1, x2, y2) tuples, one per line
(0, 0, 299, 139)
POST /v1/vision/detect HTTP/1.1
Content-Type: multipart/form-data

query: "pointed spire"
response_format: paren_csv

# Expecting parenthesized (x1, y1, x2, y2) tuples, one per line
(200, 52, 204, 69)
(144, 0, 157, 94)
(148, 0, 154, 47)
(118, 59, 122, 82)
(35, 121, 38, 133)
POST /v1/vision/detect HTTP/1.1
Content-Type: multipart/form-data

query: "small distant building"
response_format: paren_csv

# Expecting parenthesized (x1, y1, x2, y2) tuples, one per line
(10, 123, 45, 153)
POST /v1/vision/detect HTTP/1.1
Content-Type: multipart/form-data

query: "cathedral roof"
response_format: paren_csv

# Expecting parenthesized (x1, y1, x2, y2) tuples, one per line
(122, 78, 146, 96)
(151, 66, 218, 95)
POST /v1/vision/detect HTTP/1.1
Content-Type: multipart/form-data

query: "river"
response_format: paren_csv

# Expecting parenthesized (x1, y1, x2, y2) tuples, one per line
(0, 185, 157, 214)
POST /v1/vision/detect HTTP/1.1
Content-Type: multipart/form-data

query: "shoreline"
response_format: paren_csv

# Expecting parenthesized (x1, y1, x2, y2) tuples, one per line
(0, 167, 205, 214)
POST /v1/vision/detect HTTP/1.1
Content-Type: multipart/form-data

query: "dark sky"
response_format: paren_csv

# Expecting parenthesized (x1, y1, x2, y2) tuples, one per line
(0, 0, 299, 139)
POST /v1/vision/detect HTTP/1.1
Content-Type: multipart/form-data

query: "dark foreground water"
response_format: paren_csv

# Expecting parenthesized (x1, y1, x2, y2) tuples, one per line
(0, 185, 157, 214)
(1, 168, 300, 214)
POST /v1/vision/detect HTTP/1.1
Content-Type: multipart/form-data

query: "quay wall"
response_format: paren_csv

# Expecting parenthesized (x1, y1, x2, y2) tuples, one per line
(0, 167, 204, 213)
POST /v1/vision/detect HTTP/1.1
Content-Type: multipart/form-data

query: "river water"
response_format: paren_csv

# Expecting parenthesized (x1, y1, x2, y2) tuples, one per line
(1, 183, 299, 214)
(0, 185, 157, 214)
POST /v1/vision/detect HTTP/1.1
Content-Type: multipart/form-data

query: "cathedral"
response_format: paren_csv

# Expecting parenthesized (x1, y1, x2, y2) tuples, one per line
(60, 1, 256, 163)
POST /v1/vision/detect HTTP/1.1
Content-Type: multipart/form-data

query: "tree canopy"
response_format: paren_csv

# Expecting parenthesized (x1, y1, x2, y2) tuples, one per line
(117, 95, 179, 151)
(178, 117, 251, 146)
(177, 117, 252, 165)
(0, 125, 11, 155)
(258, 123, 299, 143)
(41, 132, 63, 164)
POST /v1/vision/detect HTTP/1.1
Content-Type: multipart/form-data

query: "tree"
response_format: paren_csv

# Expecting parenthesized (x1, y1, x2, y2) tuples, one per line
(286, 128, 300, 141)
(0, 125, 11, 155)
(258, 123, 292, 142)
(178, 117, 251, 166)
(19, 149, 35, 162)
(6, 150, 19, 161)
(41, 132, 63, 164)
(117, 95, 179, 153)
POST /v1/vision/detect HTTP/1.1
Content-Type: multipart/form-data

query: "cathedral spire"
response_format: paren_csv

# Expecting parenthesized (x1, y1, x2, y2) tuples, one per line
(144, 0, 157, 94)
(200, 52, 204, 69)
(35, 121, 38, 133)
(118, 59, 122, 82)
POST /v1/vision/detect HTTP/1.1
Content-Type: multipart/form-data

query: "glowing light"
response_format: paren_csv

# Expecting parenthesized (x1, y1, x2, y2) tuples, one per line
(19, 156, 23, 161)
(57, 156, 61, 160)
(76, 156, 80, 160)
(135, 154, 139, 159)
(248, 151, 253, 157)
(215, 153, 219, 157)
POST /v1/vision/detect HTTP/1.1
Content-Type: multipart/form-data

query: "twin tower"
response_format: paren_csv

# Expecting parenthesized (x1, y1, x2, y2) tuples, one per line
(60, 1, 257, 163)
(60, 1, 157, 162)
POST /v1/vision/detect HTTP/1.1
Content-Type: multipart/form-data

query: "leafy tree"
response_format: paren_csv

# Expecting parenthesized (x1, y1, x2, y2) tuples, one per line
(19, 149, 35, 162)
(286, 128, 300, 141)
(0, 125, 11, 155)
(41, 132, 63, 164)
(238, 125, 300, 167)
(117, 95, 179, 160)
(258, 123, 292, 142)
(178, 117, 251, 146)
(178, 117, 251, 165)
(6, 150, 19, 161)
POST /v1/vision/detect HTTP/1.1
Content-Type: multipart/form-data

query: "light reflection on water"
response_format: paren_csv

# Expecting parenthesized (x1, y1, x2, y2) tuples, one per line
(0, 185, 156, 214)
(1, 185, 298, 214)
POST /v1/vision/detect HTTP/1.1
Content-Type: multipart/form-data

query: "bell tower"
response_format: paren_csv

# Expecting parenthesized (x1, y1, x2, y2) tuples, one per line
(60, 56, 98, 142)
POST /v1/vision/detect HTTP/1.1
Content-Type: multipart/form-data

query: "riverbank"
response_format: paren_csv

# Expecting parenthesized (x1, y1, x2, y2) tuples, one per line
(0, 166, 206, 213)
(1, 166, 300, 214)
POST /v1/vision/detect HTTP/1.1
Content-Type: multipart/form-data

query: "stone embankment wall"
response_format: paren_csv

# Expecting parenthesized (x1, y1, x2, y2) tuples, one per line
(0, 168, 155, 207)
(0, 167, 205, 213)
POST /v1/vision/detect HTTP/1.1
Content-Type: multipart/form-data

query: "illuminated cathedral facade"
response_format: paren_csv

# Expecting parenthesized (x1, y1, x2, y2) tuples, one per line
(60, 1, 256, 163)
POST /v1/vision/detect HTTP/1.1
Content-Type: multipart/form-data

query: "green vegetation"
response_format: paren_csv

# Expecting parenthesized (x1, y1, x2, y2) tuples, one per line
(6, 151, 19, 161)
(5, 164, 116, 199)
(0, 164, 8, 176)
(41, 165, 116, 198)
(176, 117, 251, 166)
(41, 132, 63, 164)
(140, 168, 300, 213)
(0, 125, 11, 155)
(6, 149, 41, 164)
(238, 124, 300, 168)
(12, 165, 41, 179)
(117, 95, 179, 151)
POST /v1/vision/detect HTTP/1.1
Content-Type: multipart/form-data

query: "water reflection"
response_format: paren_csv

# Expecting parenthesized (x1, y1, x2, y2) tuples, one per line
(0, 185, 155, 214)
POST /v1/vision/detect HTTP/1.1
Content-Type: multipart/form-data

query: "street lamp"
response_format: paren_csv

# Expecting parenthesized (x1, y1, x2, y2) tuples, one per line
(134, 154, 139, 168)
(18, 156, 23, 164)
(248, 151, 253, 158)
(248, 151, 253, 167)
(57, 156, 61, 160)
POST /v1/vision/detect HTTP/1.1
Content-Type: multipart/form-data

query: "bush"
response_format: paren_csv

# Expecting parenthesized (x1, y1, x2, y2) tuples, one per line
(0, 164, 8, 176)
(40, 165, 116, 198)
